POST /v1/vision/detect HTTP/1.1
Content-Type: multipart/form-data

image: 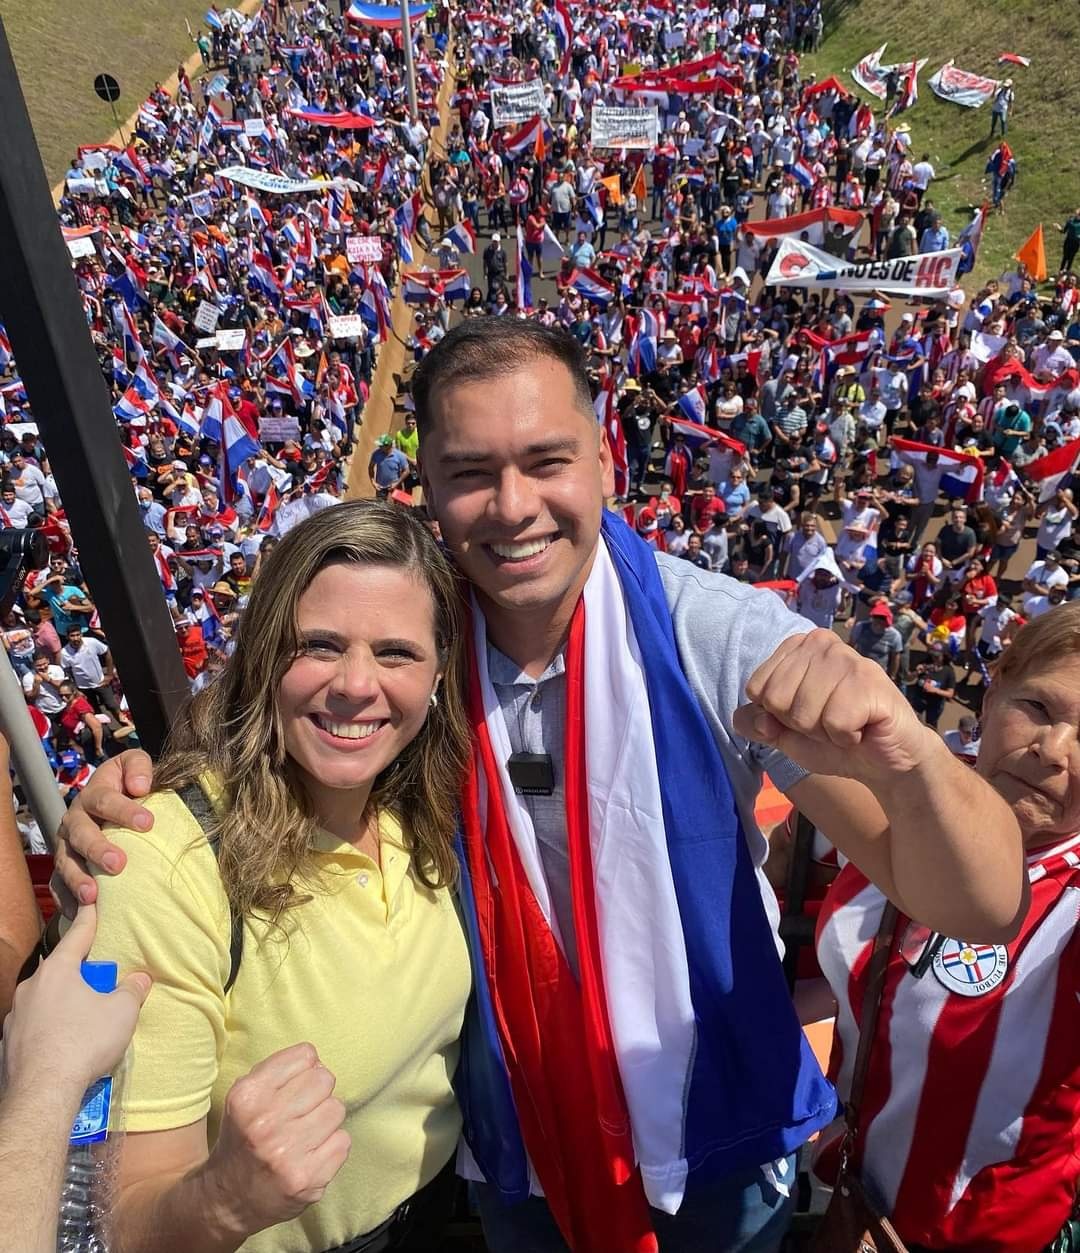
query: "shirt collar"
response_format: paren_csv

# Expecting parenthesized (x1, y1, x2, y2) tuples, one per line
(487, 640, 565, 688)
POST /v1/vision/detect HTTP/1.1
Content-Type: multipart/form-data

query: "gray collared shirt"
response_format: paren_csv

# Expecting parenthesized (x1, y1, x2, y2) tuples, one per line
(487, 643, 581, 975)
(487, 552, 813, 981)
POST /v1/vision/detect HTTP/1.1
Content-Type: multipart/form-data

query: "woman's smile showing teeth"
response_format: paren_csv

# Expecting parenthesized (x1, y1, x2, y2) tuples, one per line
(311, 714, 386, 741)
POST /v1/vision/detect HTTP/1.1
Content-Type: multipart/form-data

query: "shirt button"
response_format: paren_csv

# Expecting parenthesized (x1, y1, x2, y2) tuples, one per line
(357, 873, 369, 887)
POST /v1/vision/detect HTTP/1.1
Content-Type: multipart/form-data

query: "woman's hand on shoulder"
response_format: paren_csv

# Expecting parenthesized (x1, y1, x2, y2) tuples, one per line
(50, 750, 156, 918)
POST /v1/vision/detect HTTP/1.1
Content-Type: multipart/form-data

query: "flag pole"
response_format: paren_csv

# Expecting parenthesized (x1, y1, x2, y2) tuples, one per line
(0, 15, 189, 756)
(399, 0, 419, 123)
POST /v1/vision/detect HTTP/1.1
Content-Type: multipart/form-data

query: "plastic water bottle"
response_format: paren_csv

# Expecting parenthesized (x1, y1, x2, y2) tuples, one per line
(56, 961, 128, 1253)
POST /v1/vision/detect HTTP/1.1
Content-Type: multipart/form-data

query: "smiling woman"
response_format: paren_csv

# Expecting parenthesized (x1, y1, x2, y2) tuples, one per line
(814, 602, 1080, 1253)
(82, 501, 474, 1253)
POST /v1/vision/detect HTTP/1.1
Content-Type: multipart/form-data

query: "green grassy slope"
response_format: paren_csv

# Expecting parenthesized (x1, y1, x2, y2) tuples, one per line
(0, 0, 217, 185)
(802, 0, 1080, 287)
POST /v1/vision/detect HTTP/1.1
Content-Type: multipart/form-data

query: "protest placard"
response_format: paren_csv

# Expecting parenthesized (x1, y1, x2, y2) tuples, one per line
(66, 236, 97, 259)
(491, 80, 547, 127)
(215, 329, 248, 351)
(244, 117, 267, 137)
(187, 191, 215, 219)
(259, 416, 302, 443)
(327, 315, 367, 339)
(194, 300, 221, 333)
(590, 105, 660, 150)
(346, 236, 384, 264)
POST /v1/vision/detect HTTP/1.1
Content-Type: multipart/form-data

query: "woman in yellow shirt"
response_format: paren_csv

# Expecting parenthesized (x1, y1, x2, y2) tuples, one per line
(91, 500, 473, 1252)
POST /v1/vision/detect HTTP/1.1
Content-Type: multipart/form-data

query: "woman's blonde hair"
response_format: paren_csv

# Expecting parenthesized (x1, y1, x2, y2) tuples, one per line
(156, 500, 470, 925)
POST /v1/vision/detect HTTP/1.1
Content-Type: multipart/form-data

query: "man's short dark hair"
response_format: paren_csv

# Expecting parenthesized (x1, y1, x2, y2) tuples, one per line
(412, 318, 594, 439)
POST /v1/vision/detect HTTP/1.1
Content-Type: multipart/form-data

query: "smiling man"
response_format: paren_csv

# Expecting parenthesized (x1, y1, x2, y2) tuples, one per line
(55, 320, 1026, 1253)
(410, 319, 1025, 1253)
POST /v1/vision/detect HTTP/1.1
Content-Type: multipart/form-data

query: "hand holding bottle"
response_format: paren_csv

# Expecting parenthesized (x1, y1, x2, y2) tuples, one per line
(1, 905, 152, 1100)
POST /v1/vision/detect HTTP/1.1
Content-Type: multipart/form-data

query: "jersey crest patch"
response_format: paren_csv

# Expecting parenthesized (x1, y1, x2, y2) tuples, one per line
(932, 939, 1009, 998)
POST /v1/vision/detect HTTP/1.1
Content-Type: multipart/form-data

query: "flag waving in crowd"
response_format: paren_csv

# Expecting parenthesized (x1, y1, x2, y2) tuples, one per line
(4, 3, 1080, 1253)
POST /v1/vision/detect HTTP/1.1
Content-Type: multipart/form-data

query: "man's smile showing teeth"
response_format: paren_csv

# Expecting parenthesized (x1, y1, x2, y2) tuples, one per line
(312, 715, 385, 740)
(488, 538, 554, 561)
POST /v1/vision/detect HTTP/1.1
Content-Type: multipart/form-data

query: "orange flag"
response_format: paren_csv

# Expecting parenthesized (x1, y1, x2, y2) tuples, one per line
(1014, 223, 1047, 282)
(630, 162, 647, 204)
(534, 125, 546, 162)
(600, 174, 623, 205)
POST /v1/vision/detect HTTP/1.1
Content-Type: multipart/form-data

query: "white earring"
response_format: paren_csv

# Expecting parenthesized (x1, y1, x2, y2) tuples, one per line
(430, 692, 439, 708)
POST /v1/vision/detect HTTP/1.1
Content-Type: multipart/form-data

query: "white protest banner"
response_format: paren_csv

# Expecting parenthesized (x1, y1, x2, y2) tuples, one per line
(346, 235, 384, 264)
(205, 73, 230, 97)
(852, 44, 928, 102)
(590, 104, 660, 150)
(259, 416, 302, 443)
(244, 117, 267, 137)
(196, 336, 219, 349)
(765, 236, 963, 296)
(928, 61, 1000, 108)
(327, 314, 367, 339)
(217, 165, 359, 195)
(665, 28, 686, 49)
(66, 236, 97, 259)
(852, 44, 888, 98)
(748, 2, 766, 15)
(66, 176, 108, 197)
(194, 300, 221, 333)
(187, 191, 215, 219)
(491, 80, 547, 127)
(215, 329, 248, 351)
(80, 150, 109, 172)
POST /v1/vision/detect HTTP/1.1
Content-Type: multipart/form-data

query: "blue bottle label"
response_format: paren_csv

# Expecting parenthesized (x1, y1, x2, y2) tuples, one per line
(70, 1075, 112, 1145)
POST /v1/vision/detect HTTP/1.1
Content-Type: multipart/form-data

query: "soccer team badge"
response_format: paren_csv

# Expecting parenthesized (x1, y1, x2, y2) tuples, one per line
(932, 939, 1009, 997)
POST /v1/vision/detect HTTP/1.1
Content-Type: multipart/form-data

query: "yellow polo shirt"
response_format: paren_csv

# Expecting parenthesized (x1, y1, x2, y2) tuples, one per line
(90, 790, 470, 1253)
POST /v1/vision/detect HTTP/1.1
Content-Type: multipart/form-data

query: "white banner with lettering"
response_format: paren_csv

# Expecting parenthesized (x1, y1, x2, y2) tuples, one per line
(852, 44, 928, 102)
(928, 61, 1001, 108)
(347, 236, 384, 264)
(327, 315, 367, 339)
(217, 165, 358, 195)
(491, 81, 547, 127)
(765, 236, 963, 296)
(590, 104, 660, 150)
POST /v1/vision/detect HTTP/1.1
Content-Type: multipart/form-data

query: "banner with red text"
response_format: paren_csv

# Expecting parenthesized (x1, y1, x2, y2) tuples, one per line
(928, 61, 1001, 108)
(765, 236, 963, 296)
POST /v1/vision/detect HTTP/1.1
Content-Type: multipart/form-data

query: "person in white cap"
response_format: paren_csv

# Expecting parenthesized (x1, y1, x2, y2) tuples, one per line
(990, 78, 1014, 136)
(1032, 329, 1075, 378)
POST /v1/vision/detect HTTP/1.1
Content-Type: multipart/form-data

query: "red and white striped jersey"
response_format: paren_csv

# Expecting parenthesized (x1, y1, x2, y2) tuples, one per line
(815, 835, 1080, 1252)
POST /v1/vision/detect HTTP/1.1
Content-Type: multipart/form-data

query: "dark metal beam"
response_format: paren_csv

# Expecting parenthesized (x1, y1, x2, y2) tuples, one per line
(0, 16, 189, 755)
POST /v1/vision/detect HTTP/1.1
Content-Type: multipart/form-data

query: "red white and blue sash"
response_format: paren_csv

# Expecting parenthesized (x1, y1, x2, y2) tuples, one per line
(455, 515, 837, 1250)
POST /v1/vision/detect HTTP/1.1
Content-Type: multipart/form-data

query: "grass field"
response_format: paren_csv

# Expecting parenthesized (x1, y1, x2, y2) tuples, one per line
(802, 0, 1080, 288)
(0, 0, 217, 186)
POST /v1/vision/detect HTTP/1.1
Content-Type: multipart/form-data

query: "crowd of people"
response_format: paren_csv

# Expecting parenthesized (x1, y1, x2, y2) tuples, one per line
(2, 1, 1080, 1252)
(411, 0, 1080, 745)
(1, 0, 455, 806)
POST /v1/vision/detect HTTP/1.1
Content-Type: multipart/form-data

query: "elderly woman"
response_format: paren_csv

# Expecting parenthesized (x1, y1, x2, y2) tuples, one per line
(815, 603, 1080, 1252)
